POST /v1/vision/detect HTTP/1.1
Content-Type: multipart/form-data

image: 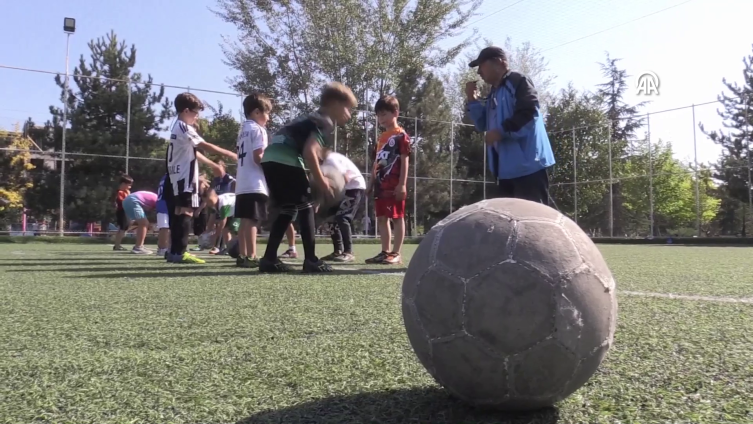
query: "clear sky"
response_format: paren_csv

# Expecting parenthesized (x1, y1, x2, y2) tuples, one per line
(1, 0, 752, 171)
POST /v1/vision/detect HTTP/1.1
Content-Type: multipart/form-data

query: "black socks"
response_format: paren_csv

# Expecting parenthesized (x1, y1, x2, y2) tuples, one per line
(170, 213, 190, 256)
(264, 212, 294, 261)
(297, 206, 318, 262)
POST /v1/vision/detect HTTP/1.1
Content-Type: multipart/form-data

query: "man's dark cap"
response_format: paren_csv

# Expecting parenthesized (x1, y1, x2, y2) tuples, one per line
(469, 46, 507, 68)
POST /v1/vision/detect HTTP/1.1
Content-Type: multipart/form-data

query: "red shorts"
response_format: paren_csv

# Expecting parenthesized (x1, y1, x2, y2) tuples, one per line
(375, 197, 405, 219)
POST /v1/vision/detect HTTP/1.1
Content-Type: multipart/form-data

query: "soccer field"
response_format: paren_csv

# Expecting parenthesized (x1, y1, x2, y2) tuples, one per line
(1, 243, 752, 424)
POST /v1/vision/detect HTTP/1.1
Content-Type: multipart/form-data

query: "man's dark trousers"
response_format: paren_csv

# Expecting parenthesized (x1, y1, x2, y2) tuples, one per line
(494, 168, 550, 205)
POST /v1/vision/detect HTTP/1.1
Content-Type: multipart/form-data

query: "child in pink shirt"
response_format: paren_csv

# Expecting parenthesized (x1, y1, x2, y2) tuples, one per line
(122, 191, 158, 254)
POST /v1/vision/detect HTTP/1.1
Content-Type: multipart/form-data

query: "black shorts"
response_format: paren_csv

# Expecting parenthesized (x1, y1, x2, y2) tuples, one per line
(175, 192, 200, 209)
(262, 162, 312, 210)
(235, 193, 269, 221)
(116, 208, 128, 231)
(174, 178, 200, 209)
(325, 189, 363, 221)
(496, 168, 550, 205)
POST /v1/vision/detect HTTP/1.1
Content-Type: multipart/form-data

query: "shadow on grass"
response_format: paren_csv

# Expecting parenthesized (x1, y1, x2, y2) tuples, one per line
(71, 268, 408, 279)
(237, 387, 559, 424)
(0, 257, 156, 263)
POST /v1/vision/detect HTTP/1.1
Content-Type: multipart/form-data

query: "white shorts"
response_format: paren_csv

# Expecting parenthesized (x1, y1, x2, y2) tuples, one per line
(157, 213, 170, 229)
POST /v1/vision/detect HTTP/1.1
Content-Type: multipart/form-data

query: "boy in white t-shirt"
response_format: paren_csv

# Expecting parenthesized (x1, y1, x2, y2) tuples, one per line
(234, 93, 273, 268)
(319, 150, 367, 263)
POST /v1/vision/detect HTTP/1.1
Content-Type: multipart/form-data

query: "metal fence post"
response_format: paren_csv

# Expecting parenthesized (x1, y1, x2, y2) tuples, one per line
(59, 35, 72, 236)
(374, 113, 379, 237)
(572, 127, 577, 224)
(746, 94, 752, 230)
(413, 116, 418, 234)
(483, 135, 487, 200)
(363, 113, 370, 234)
(449, 122, 454, 214)
(607, 125, 613, 237)
(125, 79, 132, 174)
(692, 104, 701, 237)
(647, 113, 654, 237)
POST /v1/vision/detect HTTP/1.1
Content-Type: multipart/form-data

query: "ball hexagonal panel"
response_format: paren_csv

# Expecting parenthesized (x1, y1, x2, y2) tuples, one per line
(465, 262, 555, 355)
(561, 343, 611, 401)
(554, 270, 615, 357)
(414, 269, 465, 339)
(513, 220, 582, 279)
(401, 300, 434, 377)
(495, 198, 563, 223)
(561, 216, 614, 283)
(402, 230, 437, 303)
(509, 338, 578, 400)
(433, 210, 515, 279)
(430, 335, 511, 404)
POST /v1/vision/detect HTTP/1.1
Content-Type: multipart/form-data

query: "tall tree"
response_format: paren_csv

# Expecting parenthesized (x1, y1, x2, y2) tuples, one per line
(544, 85, 611, 232)
(214, 0, 481, 122)
(700, 44, 753, 208)
(26, 31, 172, 227)
(595, 53, 647, 236)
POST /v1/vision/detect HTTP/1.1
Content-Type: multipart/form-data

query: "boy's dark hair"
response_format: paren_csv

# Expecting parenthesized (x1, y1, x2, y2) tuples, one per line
(243, 93, 273, 118)
(174, 92, 204, 114)
(320, 82, 358, 108)
(375, 95, 399, 114)
(119, 175, 133, 185)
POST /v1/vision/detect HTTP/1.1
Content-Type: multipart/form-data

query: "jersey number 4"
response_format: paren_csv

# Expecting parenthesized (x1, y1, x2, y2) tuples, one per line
(237, 142, 247, 166)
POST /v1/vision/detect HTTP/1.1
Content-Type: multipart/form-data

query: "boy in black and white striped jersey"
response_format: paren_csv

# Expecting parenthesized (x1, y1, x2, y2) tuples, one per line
(165, 92, 237, 264)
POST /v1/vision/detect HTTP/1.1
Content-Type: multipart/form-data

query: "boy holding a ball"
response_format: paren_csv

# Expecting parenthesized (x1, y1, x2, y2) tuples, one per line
(259, 82, 359, 273)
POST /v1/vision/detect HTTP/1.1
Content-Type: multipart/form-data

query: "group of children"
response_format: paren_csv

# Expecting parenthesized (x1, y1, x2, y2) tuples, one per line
(112, 81, 412, 272)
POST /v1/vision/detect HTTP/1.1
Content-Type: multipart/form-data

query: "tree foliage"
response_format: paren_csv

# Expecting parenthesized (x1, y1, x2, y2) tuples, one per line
(214, 0, 481, 122)
(26, 31, 173, 226)
(0, 125, 36, 226)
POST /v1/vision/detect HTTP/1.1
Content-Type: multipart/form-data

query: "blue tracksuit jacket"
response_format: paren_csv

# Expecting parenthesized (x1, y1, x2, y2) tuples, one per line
(466, 71, 555, 180)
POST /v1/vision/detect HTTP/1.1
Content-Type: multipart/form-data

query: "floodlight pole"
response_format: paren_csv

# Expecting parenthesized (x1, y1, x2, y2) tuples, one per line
(59, 21, 74, 236)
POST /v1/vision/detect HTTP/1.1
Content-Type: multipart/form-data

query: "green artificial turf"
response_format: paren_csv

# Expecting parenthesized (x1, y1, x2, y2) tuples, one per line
(0, 244, 751, 424)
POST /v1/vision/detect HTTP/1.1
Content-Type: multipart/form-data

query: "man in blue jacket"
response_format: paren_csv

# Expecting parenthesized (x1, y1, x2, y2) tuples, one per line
(465, 46, 555, 205)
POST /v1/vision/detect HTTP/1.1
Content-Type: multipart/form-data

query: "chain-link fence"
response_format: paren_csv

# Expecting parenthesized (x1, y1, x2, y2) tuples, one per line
(1, 65, 751, 238)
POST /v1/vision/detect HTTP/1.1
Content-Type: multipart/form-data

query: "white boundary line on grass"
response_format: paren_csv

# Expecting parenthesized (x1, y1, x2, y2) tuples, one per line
(349, 271, 753, 305)
(620, 290, 753, 304)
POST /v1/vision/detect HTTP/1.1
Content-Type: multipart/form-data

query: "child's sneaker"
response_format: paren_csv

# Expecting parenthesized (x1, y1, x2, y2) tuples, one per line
(259, 257, 294, 273)
(236, 256, 259, 268)
(321, 251, 342, 261)
(169, 252, 206, 264)
(113, 245, 128, 251)
(382, 252, 402, 265)
(303, 259, 334, 273)
(365, 251, 389, 264)
(278, 248, 298, 259)
(333, 252, 355, 263)
(208, 247, 221, 255)
(157, 248, 168, 257)
(131, 246, 153, 255)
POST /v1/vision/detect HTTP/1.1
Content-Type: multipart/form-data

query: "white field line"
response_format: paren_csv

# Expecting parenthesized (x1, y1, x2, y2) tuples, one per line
(349, 271, 753, 305)
(620, 290, 753, 304)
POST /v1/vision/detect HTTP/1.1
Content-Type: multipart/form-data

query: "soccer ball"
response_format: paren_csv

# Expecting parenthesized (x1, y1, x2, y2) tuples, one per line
(401, 198, 617, 411)
(314, 163, 346, 209)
